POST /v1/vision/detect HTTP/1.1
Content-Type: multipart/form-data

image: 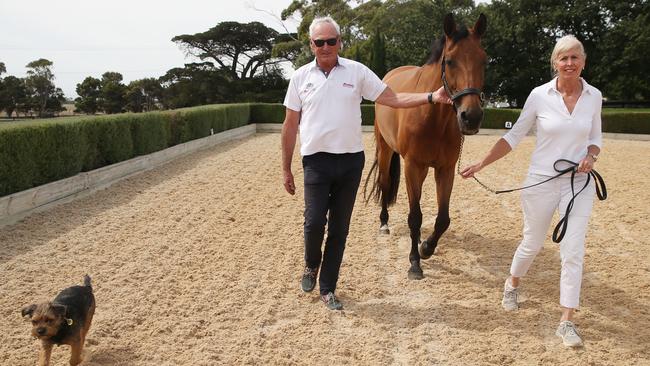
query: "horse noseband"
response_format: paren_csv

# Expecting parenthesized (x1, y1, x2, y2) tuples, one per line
(441, 55, 484, 111)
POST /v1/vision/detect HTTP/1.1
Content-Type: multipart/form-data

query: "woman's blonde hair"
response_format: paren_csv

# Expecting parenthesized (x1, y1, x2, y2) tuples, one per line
(550, 35, 586, 76)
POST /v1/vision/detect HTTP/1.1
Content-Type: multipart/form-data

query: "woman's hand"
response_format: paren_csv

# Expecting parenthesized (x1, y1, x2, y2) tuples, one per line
(577, 155, 595, 173)
(460, 162, 483, 178)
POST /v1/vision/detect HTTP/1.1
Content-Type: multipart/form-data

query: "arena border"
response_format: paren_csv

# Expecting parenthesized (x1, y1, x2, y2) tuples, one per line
(0, 124, 255, 228)
(1, 124, 647, 228)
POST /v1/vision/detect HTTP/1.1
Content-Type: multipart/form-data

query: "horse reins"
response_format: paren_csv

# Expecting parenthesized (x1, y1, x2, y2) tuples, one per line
(457, 135, 607, 243)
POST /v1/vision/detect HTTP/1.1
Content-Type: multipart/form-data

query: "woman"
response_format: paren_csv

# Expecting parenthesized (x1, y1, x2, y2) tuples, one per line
(461, 35, 602, 347)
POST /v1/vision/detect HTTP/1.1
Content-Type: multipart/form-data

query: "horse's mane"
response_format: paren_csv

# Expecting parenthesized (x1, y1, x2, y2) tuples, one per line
(426, 25, 469, 64)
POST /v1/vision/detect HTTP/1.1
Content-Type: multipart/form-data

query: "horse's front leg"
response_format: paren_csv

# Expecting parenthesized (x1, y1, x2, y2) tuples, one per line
(405, 161, 428, 280)
(420, 166, 454, 259)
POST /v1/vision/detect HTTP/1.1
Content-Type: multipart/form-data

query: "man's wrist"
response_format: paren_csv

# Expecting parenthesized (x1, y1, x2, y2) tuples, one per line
(427, 92, 434, 104)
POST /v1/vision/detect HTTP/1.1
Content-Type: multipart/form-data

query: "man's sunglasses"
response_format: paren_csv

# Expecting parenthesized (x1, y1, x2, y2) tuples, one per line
(312, 38, 338, 47)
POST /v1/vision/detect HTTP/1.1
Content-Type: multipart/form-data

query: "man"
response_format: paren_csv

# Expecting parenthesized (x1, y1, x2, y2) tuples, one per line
(281, 16, 451, 310)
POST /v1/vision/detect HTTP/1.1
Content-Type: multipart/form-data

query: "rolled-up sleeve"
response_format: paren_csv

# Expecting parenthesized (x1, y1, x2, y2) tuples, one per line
(503, 92, 538, 149)
(588, 91, 603, 148)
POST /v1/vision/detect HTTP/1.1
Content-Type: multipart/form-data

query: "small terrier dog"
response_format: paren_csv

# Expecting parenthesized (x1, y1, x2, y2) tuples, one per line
(22, 275, 96, 366)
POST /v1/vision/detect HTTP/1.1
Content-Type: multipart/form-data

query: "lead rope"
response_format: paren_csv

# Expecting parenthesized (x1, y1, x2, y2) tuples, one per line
(457, 134, 497, 193)
(456, 135, 607, 243)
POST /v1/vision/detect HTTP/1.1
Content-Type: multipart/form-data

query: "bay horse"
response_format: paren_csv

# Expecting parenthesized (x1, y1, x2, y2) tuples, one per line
(365, 13, 487, 280)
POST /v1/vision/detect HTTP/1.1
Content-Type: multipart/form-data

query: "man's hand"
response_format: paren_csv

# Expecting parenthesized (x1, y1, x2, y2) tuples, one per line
(281, 108, 300, 195)
(284, 170, 296, 195)
(432, 86, 452, 104)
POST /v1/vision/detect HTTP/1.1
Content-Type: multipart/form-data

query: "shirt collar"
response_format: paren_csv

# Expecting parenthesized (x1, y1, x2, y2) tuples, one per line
(547, 77, 593, 96)
(309, 57, 347, 71)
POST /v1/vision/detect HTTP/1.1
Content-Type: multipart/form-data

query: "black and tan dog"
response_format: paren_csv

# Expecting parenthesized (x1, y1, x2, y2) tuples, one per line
(22, 275, 96, 366)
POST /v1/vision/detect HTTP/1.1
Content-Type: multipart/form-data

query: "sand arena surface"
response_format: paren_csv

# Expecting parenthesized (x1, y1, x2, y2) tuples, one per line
(0, 133, 649, 365)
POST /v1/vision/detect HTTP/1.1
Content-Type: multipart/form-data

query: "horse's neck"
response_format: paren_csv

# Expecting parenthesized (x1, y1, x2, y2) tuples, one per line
(419, 62, 443, 91)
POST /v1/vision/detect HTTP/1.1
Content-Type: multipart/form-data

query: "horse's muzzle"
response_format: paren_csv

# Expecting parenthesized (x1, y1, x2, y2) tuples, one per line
(457, 107, 483, 135)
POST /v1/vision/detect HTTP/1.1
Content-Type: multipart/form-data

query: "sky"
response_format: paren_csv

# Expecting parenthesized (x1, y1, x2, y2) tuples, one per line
(0, 0, 298, 98)
(1, 0, 490, 100)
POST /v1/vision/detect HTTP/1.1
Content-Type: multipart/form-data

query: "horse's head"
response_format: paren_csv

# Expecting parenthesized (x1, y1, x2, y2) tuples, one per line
(440, 13, 487, 135)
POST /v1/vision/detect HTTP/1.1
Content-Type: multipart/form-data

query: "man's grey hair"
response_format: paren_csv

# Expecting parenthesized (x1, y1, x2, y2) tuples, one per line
(309, 16, 341, 38)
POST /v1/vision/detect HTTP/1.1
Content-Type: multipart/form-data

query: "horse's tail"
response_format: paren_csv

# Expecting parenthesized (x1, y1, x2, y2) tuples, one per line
(363, 149, 400, 207)
(363, 158, 379, 204)
(384, 152, 401, 206)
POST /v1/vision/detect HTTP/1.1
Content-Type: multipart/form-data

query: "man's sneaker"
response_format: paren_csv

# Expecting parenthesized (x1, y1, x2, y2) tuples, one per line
(301, 267, 318, 292)
(555, 320, 584, 347)
(320, 291, 343, 310)
(501, 278, 519, 311)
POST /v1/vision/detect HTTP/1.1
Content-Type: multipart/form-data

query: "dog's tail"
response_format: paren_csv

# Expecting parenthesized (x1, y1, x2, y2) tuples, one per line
(83, 274, 92, 288)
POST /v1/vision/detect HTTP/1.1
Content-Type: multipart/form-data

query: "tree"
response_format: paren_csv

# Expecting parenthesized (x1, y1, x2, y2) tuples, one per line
(479, 0, 554, 106)
(126, 78, 163, 113)
(25, 58, 57, 117)
(75, 76, 101, 114)
(0, 62, 6, 116)
(480, 0, 650, 104)
(279, 0, 476, 70)
(99, 72, 127, 114)
(588, 1, 650, 100)
(124, 85, 145, 113)
(270, 32, 302, 64)
(172, 21, 284, 80)
(45, 87, 66, 115)
(159, 63, 232, 109)
(369, 30, 387, 79)
(0, 76, 28, 118)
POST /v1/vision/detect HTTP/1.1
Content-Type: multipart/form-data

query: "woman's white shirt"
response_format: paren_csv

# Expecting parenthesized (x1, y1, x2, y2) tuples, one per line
(503, 77, 603, 176)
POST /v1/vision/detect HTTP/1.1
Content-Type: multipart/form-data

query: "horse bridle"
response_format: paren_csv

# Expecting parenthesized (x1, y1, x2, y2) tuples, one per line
(440, 55, 484, 111)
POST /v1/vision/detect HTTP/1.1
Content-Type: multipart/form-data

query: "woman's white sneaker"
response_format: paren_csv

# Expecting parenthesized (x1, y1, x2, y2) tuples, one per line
(555, 320, 584, 347)
(501, 279, 519, 311)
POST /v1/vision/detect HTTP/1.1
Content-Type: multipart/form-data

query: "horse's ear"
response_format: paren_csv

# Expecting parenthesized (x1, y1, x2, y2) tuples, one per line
(473, 13, 487, 38)
(444, 13, 456, 38)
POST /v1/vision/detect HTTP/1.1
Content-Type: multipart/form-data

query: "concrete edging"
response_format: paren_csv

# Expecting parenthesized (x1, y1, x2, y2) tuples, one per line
(0, 124, 255, 227)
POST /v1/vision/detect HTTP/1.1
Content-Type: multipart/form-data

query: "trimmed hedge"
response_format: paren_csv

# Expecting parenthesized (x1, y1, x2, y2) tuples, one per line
(482, 108, 521, 129)
(0, 104, 251, 197)
(1, 102, 647, 197)
(601, 111, 649, 134)
(250, 103, 285, 123)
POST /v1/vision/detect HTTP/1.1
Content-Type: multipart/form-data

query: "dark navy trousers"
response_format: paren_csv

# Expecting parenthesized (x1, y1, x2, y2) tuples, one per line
(302, 151, 365, 295)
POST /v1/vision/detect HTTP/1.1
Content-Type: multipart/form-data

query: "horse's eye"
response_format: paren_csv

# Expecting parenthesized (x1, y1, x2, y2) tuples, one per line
(446, 59, 454, 67)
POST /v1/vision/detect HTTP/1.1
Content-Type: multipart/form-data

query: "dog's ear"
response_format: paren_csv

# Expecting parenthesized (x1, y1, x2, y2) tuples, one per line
(51, 304, 67, 317)
(21, 304, 37, 318)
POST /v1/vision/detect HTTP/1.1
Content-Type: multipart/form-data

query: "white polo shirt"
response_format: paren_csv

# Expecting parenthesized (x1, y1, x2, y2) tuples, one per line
(503, 77, 603, 176)
(283, 57, 387, 156)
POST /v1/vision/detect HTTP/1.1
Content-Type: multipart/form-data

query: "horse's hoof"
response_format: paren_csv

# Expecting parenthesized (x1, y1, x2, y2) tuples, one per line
(379, 224, 390, 235)
(407, 268, 424, 280)
(419, 241, 434, 260)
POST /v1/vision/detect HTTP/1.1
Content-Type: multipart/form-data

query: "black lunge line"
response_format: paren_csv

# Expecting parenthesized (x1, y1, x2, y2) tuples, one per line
(458, 135, 607, 243)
